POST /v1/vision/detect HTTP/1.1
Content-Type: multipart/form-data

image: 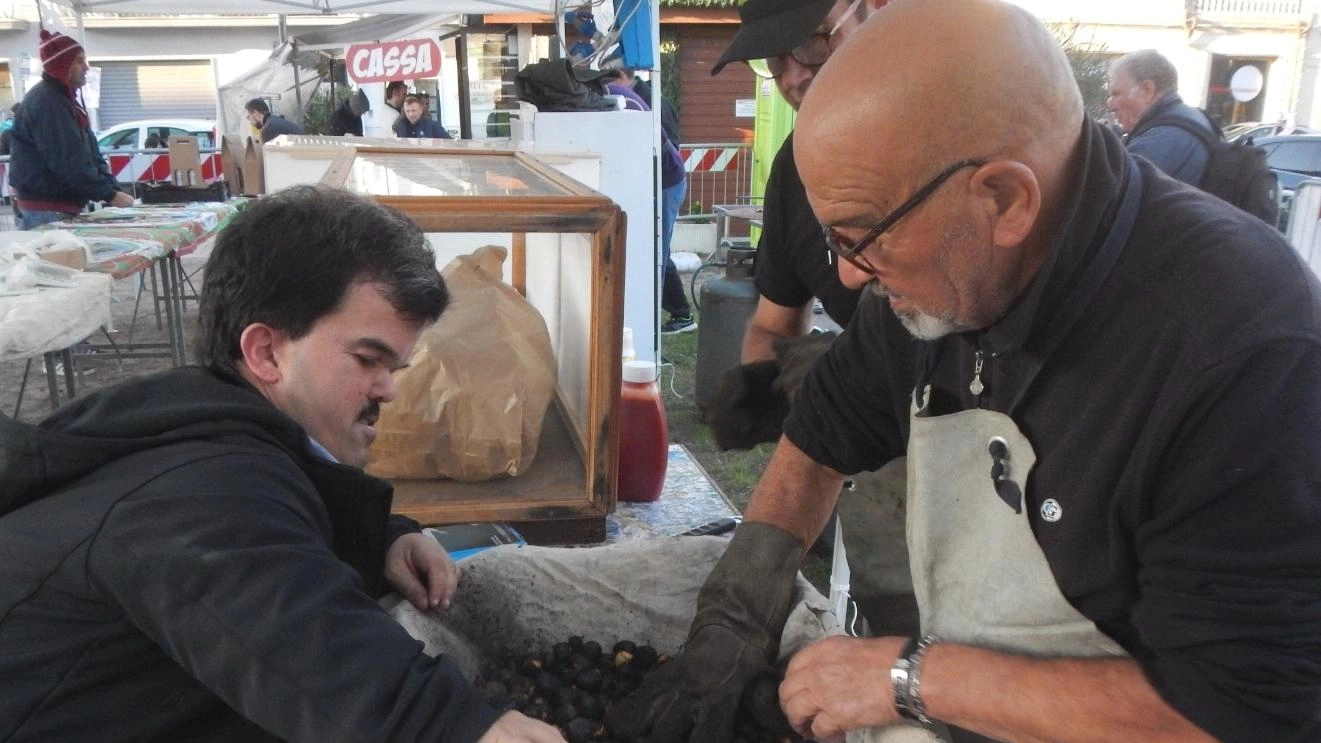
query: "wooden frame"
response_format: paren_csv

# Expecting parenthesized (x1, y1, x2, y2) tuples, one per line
(321, 145, 626, 543)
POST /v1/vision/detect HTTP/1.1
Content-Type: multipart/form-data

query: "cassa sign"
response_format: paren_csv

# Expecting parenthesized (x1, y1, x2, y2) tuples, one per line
(346, 39, 440, 84)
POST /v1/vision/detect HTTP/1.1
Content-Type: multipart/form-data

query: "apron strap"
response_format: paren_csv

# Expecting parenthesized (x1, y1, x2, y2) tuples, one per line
(1006, 155, 1144, 416)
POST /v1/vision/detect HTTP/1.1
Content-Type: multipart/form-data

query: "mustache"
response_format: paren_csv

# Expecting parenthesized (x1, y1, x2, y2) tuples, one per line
(358, 401, 381, 425)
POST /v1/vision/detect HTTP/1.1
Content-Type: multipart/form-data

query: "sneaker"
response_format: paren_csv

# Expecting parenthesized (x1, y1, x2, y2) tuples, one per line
(661, 314, 697, 335)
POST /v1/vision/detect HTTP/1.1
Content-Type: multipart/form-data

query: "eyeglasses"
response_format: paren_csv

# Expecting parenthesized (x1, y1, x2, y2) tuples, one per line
(822, 159, 988, 275)
(748, 0, 864, 79)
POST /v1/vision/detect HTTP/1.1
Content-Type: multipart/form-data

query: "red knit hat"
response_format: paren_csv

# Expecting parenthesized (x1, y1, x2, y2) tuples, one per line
(39, 29, 84, 84)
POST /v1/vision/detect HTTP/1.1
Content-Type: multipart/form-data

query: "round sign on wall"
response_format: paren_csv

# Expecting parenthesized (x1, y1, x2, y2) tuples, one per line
(1230, 65, 1264, 103)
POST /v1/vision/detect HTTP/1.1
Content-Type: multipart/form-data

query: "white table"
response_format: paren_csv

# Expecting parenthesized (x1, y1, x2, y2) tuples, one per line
(0, 271, 114, 411)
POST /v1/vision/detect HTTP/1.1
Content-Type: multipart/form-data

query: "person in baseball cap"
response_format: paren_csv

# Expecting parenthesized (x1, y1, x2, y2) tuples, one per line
(711, 0, 836, 76)
(8, 28, 132, 228)
(703, 0, 919, 673)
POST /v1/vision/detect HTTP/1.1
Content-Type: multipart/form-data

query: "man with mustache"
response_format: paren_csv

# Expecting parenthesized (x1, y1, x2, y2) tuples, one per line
(612, 0, 1321, 741)
(0, 186, 567, 743)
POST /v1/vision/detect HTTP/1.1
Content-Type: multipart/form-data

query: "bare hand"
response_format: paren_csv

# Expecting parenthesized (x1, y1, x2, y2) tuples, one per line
(108, 191, 134, 208)
(780, 635, 908, 742)
(383, 531, 460, 611)
(475, 711, 567, 743)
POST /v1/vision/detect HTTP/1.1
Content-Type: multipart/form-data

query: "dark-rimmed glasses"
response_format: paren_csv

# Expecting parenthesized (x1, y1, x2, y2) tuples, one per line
(822, 159, 988, 275)
(748, 0, 863, 79)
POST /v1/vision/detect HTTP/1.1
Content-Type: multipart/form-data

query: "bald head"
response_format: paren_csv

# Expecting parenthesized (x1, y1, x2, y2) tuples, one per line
(795, 0, 1087, 338)
(799, 0, 1082, 193)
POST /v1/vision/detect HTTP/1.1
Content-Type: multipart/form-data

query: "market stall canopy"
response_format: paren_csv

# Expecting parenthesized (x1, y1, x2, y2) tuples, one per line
(215, 13, 462, 136)
(44, 0, 552, 13)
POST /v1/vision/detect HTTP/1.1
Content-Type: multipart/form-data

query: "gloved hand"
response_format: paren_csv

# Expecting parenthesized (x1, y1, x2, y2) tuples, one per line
(770, 331, 838, 398)
(705, 360, 790, 450)
(605, 522, 806, 742)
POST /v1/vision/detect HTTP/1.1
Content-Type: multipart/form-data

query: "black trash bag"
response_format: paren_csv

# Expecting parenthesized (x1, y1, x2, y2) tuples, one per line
(514, 59, 617, 112)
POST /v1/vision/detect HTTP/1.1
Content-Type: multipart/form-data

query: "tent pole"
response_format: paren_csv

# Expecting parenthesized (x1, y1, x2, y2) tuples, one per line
(456, 31, 472, 139)
(291, 42, 304, 114)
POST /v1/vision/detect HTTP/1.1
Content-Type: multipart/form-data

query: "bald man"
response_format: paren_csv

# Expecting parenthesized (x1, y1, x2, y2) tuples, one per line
(609, 1, 1321, 742)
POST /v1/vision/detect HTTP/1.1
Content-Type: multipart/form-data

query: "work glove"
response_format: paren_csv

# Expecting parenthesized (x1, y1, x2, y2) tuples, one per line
(705, 332, 839, 451)
(605, 522, 806, 742)
(770, 330, 838, 398)
(706, 360, 789, 450)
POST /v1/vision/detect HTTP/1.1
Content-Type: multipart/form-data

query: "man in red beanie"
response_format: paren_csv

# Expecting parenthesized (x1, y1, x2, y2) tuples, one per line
(8, 29, 133, 230)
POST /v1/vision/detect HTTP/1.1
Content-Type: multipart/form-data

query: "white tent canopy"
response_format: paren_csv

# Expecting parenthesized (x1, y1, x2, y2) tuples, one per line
(214, 13, 461, 136)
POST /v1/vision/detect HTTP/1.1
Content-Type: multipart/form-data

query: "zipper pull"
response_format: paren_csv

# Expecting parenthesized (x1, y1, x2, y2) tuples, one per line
(969, 349, 985, 397)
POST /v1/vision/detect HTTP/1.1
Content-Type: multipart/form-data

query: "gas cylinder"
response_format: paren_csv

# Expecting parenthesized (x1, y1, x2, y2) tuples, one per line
(695, 247, 760, 416)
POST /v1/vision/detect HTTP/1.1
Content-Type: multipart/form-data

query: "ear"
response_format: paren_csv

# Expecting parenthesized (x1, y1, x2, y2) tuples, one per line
(238, 323, 285, 385)
(968, 160, 1040, 249)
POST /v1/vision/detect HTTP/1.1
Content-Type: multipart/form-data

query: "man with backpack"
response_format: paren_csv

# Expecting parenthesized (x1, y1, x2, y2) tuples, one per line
(1108, 48, 1278, 224)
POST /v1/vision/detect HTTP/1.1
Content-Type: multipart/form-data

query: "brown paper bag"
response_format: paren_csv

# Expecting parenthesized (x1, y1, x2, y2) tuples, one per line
(366, 245, 556, 481)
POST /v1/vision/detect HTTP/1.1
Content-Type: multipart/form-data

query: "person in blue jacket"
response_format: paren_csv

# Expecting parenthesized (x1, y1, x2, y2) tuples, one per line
(393, 94, 452, 139)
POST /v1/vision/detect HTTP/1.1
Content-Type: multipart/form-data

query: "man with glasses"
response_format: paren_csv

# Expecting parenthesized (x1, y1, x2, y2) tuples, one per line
(613, 0, 1321, 741)
(706, 0, 917, 644)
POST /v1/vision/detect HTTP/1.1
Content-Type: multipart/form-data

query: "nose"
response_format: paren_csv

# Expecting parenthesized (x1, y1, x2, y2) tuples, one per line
(375, 369, 398, 404)
(836, 258, 874, 290)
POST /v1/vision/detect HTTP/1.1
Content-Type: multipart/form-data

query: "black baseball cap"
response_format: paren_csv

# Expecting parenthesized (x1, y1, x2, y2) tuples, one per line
(711, 0, 837, 76)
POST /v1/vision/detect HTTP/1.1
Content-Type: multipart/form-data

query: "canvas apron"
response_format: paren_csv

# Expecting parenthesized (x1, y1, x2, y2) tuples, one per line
(849, 159, 1143, 743)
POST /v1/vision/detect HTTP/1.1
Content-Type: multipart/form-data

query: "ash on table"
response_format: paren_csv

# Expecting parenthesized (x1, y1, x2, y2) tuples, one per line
(476, 635, 801, 743)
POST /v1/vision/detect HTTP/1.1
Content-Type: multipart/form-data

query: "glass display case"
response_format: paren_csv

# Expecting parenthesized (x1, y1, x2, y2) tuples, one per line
(320, 144, 625, 544)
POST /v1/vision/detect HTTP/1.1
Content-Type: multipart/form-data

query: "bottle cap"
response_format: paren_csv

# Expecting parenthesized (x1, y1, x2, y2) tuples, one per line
(621, 327, 636, 362)
(622, 359, 657, 384)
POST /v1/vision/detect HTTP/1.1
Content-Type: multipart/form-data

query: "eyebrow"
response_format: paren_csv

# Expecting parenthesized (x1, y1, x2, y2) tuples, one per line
(350, 337, 409, 370)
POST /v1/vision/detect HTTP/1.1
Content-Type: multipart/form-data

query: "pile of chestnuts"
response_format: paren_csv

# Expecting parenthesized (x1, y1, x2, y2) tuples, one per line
(475, 635, 801, 743)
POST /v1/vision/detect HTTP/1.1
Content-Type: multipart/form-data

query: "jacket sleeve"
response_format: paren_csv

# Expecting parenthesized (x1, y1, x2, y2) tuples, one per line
(1129, 338, 1321, 742)
(26, 92, 119, 202)
(86, 452, 500, 743)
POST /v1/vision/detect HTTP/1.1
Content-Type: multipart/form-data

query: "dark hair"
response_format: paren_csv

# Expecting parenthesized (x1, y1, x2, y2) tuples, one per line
(244, 98, 270, 115)
(196, 186, 449, 369)
(386, 81, 407, 97)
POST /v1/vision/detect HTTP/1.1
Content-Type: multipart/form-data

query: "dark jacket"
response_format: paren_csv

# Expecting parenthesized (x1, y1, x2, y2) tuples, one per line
(258, 112, 304, 143)
(393, 115, 451, 139)
(7, 73, 119, 208)
(328, 100, 364, 137)
(0, 366, 499, 743)
(1124, 92, 1214, 185)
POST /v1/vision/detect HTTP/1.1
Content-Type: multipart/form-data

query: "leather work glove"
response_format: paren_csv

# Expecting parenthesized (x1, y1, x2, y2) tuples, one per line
(770, 331, 838, 398)
(706, 360, 790, 450)
(605, 522, 806, 742)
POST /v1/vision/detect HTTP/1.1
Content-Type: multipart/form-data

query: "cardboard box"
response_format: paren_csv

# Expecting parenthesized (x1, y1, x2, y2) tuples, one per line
(167, 135, 204, 188)
(38, 248, 88, 270)
(242, 138, 266, 196)
(220, 135, 245, 194)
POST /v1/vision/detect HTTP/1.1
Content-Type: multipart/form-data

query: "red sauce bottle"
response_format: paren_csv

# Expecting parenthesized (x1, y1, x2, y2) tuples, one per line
(617, 360, 669, 503)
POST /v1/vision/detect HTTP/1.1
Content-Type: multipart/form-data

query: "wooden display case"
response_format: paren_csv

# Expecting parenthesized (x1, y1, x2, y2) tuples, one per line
(320, 144, 625, 544)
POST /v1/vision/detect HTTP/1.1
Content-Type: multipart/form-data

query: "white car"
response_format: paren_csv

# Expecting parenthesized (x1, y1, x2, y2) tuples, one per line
(96, 118, 217, 150)
(95, 118, 219, 187)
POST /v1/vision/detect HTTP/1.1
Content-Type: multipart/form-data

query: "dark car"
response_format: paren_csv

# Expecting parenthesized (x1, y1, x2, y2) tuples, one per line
(1251, 134, 1321, 230)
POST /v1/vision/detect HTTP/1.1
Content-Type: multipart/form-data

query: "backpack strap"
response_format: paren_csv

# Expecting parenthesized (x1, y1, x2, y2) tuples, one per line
(1132, 112, 1219, 150)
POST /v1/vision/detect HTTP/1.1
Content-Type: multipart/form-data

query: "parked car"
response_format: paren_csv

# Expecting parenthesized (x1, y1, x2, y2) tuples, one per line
(96, 118, 216, 150)
(1251, 134, 1321, 230)
(95, 118, 219, 189)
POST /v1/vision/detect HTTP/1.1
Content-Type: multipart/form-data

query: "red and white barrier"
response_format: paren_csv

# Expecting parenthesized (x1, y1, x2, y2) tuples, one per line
(681, 146, 742, 173)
